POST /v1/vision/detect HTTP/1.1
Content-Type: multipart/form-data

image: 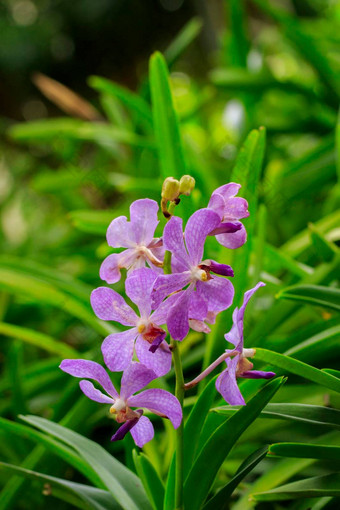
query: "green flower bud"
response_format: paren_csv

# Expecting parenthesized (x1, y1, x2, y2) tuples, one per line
(179, 175, 195, 196)
(161, 177, 180, 202)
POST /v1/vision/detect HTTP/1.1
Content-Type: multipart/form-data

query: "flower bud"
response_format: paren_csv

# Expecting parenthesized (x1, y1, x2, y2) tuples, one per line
(161, 177, 180, 202)
(179, 175, 195, 196)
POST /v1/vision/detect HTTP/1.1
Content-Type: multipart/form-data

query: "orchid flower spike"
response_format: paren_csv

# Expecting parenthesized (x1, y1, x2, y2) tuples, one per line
(91, 268, 171, 377)
(59, 360, 182, 448)
(152, 208, 234, 341)
(100, 199, 164, 284)
(216, 282, 275, 405)
(208, 183, 249, 249)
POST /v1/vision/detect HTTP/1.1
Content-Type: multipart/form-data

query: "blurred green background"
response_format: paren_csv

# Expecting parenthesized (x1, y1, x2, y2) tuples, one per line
(1, 0, 340, 509)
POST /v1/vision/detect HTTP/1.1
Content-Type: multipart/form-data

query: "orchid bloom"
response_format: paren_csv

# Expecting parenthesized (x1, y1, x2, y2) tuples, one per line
(208, 183, 249, 249)
(59, 360, 182, 447)
(216, 282, 275, 405)
(100, 199, 164, 284)
(152, 208, 234, 341)
(91, 268, 171, 377)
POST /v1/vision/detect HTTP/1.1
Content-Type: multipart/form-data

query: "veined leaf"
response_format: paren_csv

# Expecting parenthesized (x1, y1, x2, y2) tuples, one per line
(252, 473, 340, 501)
(20, 415, 152, 510)
(212, 403, 340, 429)
(268, 443, 340, 461)
(183, 377, 285, 510)
(277, 284, 340, 312)
(0, 462, 120, 510)
(149, 51, 187, 179)
(255, 348, 340, 393)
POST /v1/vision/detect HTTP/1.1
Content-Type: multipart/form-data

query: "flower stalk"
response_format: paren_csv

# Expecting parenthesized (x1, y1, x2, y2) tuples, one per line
(184, 349, 237, 390)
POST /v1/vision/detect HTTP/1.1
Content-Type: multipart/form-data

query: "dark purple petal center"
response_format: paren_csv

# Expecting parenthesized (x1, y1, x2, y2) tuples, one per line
(111, 410, 143, 442)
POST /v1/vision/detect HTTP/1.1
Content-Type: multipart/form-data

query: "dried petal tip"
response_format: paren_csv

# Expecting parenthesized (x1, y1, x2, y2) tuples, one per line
(179, 175, 195, 196)
(161, 177, 180, 202)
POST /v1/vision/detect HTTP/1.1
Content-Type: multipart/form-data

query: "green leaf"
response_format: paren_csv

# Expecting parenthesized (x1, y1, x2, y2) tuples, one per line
(149, 51, 187, 179)
(203, 446, 268, 510)
(0, 321, 78, 358)
(268, 443, 340, 461)
(132, 451, 164, 510)
(277, 284, 340, 312)
(212, 403, 340, 429)
(68, 210, 119, 236)
(0, 462, 120, 510)
(183, 376, 285, 510)
(164, 17, 203, 67)
(255, 348, 340, 393)
(20, 415, 152, 510)
(252, 473, 340, 501)
(309, 223, 338, 262)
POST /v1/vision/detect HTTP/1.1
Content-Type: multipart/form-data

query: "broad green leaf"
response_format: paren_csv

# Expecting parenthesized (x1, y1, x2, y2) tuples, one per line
(164, 17, 203, 67)
(0, 321, 78, 358)
(255, 348, 340, 393)
(277, 284, 340, 312)
(309, 223, 338, 262)
(20, 415, 152, 510)
(268, 443, 340, 461)
(149, 51, 187, 179)
(252, 473, 340, 501)
(183, 376, 285, 510)
(88, 76, 153, 127)
(132, 451, 164, 510)
(284, 324, 340, 365)
(212, 403, 340, 429)
(203, 446, 268, 510)
(0, 462, 120, 510)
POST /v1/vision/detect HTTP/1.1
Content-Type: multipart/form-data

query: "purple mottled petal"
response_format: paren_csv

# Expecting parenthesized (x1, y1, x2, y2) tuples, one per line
(206, 260, 234, 277)
(99, 249, 137, 284)
(207, 192, 225, 219)
(101, 329, 137, 372)
(148, 331, 167, 353)
(91, 287, 138, 326)
(151, 272, 191, 309)
(189, 319, 211, 333)
(163, 216, 191, 269)
(188, 291, 209, 321)
(128, 388, 182, 429)
(130, 415, 154, 447)
(185, 209, 221, 266)
(197, 276, 234, 312)
(236, 281, 265, 340)
(215, 224, 247, 249)
(213, 183, 241, 200)
(106, 216, 134, 248)
(135, 335, 171, 377)
(150, 292, 178, 324)
(225, 307, 241, 351)
(125, 268, 156, 319)
(120, 362, 157, 400)
(167, 286, 194, 341)
(130, 199, 159, 245)
(215, 356, 245, 406)
(240, 370, 275, 379)
(224, 197, 249, 220)
(209, 221, 242, 236)
(79, 380, 114, 404)
(60, 359, 118, 398)
(111, 412, 142, 442)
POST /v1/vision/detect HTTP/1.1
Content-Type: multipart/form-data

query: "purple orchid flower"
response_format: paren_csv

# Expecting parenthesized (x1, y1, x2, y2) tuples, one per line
(100, 199, 164, 284)
(59, 360, 182, 447)
(91, 268, 171, 377)
(152, 208, 234, 341)
(208, 183, 249, 249)
(216, 282, 275, 405)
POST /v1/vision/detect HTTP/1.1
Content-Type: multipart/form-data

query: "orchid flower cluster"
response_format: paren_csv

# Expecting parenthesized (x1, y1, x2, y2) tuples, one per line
(60, 178, 275, 447)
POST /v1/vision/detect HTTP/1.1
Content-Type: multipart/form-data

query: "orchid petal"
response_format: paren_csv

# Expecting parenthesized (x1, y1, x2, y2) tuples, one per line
(120, 362, 157, 400)
(197, 276, 234, 312)
(130, 199, 159, 245)
(167, 286, 194, 341)
(215, 224, 247, 249)
(91, 287, 138, 326)
(184, 208, 221, 266)
(130, 415, 154, 447)
(128, 389, 182, 429)
(240, 370, 276, 379)
(212, 183, 241, 199)
(188, 291, 209, 321)
(224, 197, 249, 220)
(100, 249, 139, 284)
(151, 272, 191, 309)
(111, 413, 142, 442)
(163, 216, 191, 269)
(60, 359, 118, 398)
(79, 380, 115, 404)
(207, 192, 225, 219)
(125, 267, 156, 318)
(106, 216, 135, 248)
(101, 328, 137, 372)
(135, 335, 171, 377)
(215, 356, 245, 406)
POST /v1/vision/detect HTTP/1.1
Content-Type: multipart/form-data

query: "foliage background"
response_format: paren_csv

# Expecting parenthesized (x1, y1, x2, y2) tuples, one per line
(0, 0, 340, 509)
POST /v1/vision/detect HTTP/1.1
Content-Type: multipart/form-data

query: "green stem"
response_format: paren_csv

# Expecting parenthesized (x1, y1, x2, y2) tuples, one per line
(171, 337, 185, 510)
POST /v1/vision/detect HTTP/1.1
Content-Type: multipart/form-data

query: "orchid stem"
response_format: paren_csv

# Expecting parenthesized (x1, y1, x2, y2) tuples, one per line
(184, 350, 237, 390)
(171, 337, 184, 510)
